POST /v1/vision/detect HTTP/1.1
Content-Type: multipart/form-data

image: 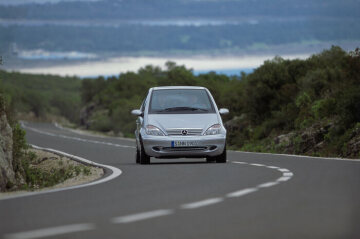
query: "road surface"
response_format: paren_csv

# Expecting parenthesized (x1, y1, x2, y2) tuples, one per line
(1, 122, 359, 239)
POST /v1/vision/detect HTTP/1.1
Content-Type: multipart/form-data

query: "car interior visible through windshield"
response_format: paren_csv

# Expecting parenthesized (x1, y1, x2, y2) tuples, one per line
(149, 89, 215, 114)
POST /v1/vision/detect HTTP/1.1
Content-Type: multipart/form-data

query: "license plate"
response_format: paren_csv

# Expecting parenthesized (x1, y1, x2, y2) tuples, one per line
(171, 141, 199, 147)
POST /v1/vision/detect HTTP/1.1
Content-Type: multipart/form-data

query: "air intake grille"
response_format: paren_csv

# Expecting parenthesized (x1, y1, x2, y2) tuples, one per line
(162, 147, 207, 151)
(166, 128, 203, 136)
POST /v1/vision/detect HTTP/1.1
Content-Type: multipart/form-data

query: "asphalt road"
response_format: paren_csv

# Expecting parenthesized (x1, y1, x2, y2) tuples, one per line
(1, 122, 359, 239)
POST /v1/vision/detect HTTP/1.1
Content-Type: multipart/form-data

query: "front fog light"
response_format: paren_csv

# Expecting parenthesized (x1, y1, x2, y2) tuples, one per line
(146, 125, 165, 136)
(204, 124, 221, 135)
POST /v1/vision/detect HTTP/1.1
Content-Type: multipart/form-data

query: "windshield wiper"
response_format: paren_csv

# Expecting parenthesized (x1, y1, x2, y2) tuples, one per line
(160, 107, 208, 112)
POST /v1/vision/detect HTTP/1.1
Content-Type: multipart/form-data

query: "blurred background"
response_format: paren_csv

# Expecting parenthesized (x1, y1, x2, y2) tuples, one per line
(0, 0, 359, 76)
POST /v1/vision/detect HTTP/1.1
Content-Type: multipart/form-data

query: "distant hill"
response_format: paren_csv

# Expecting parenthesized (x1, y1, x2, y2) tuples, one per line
(0, 0, 359, 58)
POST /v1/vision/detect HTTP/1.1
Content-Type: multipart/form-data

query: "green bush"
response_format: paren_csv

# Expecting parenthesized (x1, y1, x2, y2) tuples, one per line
(21, 153, 84, 189)
(12, 123, 28, 161)
(337, 86, 360, 128)
(89, 110, 113, 132)
(295, 92, 312, 108)
(311, 98, 336, 119)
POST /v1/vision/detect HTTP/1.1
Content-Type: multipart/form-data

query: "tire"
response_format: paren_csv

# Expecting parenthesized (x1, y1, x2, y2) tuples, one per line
(206, 157, 216, 163)
(215, 145, 227, 163)
(139, 137, 150, 165)
(135, 147, 140, 164)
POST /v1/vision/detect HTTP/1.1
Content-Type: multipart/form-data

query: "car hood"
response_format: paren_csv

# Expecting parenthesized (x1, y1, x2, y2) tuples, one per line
(147, 113, 219, 132)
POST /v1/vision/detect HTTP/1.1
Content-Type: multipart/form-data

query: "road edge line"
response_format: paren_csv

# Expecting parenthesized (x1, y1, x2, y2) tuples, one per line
(53, 122, 136, 142)
(0, 144, 122, 201)
(3, 223, 96, 239)
(21, 123, 135, 149)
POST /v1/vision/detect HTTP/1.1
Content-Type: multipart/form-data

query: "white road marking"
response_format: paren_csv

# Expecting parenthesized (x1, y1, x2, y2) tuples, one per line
(53, 122, 135, 142)
(181, 198, 224, 209)
(0, 145, 122, 201)
(226, 188, 258, 198)
(226, 161, 294, 198)
(257, 182, 279, 188)
(22, 123, 136, 149)
(4, 223, 95, 239)
(277, 176, 291, 182)
(111, 209, 174, 224)
(250, 163, 265, 167)
(232, 161, 248, 164)
(230, 150, 360, 162)
(266, 166, 280, 169)
(277, 168, 290, 172)
(283, 172, 294, 177)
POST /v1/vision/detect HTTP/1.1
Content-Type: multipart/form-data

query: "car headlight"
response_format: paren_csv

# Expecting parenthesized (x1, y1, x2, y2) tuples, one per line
(146, 125, 165, 136)
(204, 124, 221, 135)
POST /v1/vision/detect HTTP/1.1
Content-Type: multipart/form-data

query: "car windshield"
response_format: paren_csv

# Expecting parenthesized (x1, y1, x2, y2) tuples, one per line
(149, 89, 215, 114)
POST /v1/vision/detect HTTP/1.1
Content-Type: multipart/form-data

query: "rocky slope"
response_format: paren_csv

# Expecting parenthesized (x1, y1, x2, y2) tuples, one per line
(0, 98, 16, 191)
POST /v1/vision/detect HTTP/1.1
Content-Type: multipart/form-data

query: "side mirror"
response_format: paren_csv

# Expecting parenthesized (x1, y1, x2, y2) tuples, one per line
(131, 109, 143, 116)
(219, 108, 229, 115)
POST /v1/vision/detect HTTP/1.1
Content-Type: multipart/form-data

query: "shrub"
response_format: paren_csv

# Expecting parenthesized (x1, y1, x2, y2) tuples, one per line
(311, 98, 336, 119)
(295, 92, 311, 108)
(337, 86, 360, 128)
(12, 123, 28, 173)
(89, 111, 113, 132)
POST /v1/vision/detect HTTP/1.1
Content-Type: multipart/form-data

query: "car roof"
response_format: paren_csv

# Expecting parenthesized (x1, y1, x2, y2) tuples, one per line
(151, 86, 206, 90)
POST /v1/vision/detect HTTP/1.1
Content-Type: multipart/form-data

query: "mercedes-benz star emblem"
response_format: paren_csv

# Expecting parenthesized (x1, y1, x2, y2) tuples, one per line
(181, 130, 188, 135)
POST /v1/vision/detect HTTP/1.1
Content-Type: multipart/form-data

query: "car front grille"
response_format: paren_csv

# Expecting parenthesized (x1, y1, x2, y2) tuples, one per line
(166, 128, 203, 136)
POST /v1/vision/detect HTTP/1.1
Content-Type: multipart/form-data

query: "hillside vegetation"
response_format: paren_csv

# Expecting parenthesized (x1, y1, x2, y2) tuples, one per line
(1, 46, 359, 158)
(0, 71, 81, 123)
(81, 46, 360, 158)
(0, 77, 97, 191)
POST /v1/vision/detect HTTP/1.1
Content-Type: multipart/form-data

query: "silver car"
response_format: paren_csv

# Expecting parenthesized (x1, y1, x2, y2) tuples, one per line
(131, 86, 229, 164)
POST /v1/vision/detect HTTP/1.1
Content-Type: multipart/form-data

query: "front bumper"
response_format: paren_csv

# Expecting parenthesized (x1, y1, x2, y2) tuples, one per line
(141, 134, 226, 158)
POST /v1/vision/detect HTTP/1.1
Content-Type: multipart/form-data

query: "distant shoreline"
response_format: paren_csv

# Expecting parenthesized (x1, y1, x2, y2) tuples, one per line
(5, 53, 309, 77)
(2, 39, 359, 78)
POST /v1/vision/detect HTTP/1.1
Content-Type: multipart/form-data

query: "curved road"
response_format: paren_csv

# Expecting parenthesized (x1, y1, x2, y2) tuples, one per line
(1, 122, 359, 239)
